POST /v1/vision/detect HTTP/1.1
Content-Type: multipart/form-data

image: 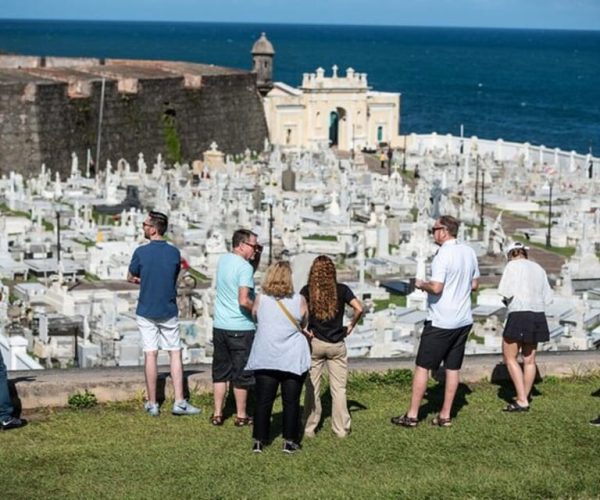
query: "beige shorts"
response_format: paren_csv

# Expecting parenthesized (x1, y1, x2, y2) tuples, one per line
(137, 315, 182, 352)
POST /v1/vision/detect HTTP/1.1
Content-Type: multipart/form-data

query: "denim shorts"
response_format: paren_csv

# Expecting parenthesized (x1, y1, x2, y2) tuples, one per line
(212, 328, 255, 386)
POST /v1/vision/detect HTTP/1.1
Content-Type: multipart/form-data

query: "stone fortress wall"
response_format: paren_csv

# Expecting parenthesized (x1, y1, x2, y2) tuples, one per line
(0, 55, 269, 176)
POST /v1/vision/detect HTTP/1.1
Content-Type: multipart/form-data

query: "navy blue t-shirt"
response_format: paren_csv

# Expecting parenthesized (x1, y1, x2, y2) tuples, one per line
(128, 240, 180, 319)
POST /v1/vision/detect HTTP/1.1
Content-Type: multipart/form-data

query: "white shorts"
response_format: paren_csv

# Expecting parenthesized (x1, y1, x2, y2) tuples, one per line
(137, 315, 182, 352)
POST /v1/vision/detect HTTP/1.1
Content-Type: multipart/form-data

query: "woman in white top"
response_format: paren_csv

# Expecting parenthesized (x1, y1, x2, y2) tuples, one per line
(245, 261, 312, 454)
(498, 242, 552, 412)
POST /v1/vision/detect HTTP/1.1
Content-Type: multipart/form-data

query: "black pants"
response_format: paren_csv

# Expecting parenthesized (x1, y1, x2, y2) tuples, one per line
(253, 369, 307, 443)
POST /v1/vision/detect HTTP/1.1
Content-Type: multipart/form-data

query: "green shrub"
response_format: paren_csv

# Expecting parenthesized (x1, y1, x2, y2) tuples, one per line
(68, 390, 98, 409)
(162, 115, 182, 164)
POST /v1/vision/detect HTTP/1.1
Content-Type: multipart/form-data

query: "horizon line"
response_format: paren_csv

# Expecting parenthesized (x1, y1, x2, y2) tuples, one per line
(1, 17, 599, 33)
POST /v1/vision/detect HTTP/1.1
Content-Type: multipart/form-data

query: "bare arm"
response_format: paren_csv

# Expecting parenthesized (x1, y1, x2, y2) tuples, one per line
(300, 295, 314, 339)
(345, 298, 364, 336)
(238, 286, 254, 313)
(415, 279, 444, 295)
(300, 295, 308, 327)
(127, 272, 140, 284)
(251, 294, 260, 322)
(471, 278, 479, 292)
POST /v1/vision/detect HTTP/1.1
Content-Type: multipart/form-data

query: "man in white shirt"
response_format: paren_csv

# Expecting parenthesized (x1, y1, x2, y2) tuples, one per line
(391, 215, 479, 428)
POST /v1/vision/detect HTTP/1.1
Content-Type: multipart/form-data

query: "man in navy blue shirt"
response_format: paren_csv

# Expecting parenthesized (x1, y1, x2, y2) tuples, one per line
(128, 211, 200, 417)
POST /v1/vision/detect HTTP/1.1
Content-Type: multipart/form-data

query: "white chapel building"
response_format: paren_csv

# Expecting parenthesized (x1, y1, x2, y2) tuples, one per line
(252, 33, 402, 152)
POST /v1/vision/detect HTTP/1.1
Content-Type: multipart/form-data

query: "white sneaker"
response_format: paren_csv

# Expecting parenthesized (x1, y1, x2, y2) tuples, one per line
(144, 402, 160, 417)
(172, 400, 201, 416)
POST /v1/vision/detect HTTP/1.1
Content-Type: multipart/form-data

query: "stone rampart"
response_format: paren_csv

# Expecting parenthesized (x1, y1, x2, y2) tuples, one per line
(0, 56, 269, 176)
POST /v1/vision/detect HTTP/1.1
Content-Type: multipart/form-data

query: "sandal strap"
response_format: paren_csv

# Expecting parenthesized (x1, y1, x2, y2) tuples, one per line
(432, 415, 452, 427)
(210, 414, 224, 425)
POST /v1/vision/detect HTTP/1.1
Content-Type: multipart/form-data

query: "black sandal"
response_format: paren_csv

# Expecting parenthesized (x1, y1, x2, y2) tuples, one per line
(234, 416, 253, 427)
(431, 415, 452, 427)
(210, 414, 224, 426)
(390, 414, 418, 427)
(503, 402, 530, 412)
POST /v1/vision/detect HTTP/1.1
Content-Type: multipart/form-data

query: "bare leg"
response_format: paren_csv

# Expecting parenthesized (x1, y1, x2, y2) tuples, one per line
(169, 349, 184, 402)
(521, 343, 538, 401)
(439, 369, 460, 419)
(213, 382, 228, 417)
(503, 339, 528, 406)
(233, 386, 248, 419)
(407, 366, 429, 418)
(144, 350, 158, 403)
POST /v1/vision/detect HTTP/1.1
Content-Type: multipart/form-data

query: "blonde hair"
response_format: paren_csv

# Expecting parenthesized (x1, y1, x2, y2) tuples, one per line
(307, 255, 338, 321)
(261, 261, 294, 299)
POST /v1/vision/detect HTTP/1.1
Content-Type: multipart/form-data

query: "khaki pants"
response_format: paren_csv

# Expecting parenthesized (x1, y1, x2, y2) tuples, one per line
(303, 338, 351, 438)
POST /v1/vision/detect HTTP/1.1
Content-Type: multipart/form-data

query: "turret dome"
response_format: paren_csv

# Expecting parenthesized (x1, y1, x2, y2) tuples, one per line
(251, 33, 275, 55)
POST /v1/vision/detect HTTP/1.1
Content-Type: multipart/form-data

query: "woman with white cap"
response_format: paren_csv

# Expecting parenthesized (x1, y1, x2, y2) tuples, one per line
(498, 241, 553, 412)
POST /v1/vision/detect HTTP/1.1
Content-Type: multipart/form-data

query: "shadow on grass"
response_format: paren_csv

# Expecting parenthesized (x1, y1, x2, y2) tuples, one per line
(417, 375, 472, 420)
(490, 362, 543, 405)
(8, 376, 37, 418)
(155, 369, 205, 406)
(296, 382, 368, 438)
(261, 384, 369, 443)
(591, 387, 600, 398)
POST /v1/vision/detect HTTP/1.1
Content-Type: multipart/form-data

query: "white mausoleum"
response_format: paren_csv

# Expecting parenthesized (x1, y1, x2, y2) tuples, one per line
(252, 33, 401, 151)
(263, 65, 401, 151)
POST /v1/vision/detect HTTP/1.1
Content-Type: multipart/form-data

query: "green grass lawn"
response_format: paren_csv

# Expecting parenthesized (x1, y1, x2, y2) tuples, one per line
(2, 372, 600, 499)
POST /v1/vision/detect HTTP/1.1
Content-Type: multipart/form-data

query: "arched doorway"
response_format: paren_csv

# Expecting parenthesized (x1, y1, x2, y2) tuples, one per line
(329, 107, 347, 147)
(329, 111, 339, 146)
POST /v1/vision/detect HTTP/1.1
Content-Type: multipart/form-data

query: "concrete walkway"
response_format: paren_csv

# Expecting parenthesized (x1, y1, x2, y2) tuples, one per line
(8, 351, 599, 410)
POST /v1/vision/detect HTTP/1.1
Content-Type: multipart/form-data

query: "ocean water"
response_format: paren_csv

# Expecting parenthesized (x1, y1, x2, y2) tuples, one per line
(1, 19, 599, 153)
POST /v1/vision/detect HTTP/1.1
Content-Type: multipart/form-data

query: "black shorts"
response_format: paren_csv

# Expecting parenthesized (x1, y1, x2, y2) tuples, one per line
(503, 311, 549, 344)
(212, 328, 255, 386)
(416, 321, 472, 371)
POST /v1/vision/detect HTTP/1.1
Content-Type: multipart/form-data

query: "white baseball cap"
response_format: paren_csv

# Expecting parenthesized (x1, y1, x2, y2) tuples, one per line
(504, 241, 529, 256)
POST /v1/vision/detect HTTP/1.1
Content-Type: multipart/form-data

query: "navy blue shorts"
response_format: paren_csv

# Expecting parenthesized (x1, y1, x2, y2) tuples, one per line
(416, 321, 472, 371)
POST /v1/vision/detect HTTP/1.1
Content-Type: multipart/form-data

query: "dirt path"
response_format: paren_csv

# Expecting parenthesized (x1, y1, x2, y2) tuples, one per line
(485, 207, 565, 277)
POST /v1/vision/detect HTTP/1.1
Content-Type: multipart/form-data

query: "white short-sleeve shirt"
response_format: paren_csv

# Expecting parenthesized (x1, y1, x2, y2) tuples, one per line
(428, 239, 480, 329)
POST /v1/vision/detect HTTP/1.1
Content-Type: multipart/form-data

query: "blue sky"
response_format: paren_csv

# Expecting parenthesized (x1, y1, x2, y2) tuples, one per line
(2, 0, 599, 30)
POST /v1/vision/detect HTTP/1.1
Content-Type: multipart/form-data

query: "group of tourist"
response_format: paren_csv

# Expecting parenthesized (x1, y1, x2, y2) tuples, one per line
(2, 211, 599, 438)
(210, 232, 363, 453)
(124, 219, 364, 453)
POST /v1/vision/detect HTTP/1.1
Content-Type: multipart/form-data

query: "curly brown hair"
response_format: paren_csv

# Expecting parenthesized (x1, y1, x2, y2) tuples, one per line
(261, 261, 294, 299)
(307, 255, 338, 321)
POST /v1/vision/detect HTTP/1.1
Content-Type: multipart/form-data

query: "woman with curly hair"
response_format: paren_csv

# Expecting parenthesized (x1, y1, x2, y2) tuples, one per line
(245, 261, 312, 453)
(301, 255, 363, 438)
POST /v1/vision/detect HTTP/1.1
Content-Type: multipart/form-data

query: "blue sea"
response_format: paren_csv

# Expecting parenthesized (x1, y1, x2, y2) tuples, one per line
(1, 20, 599, 154)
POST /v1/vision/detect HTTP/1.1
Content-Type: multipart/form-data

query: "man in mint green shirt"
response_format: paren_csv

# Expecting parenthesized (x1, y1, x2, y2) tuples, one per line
(211, 229, 260, 426)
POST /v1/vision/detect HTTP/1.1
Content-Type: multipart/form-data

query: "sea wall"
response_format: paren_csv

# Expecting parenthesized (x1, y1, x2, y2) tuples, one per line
(0, 57, 269, 176)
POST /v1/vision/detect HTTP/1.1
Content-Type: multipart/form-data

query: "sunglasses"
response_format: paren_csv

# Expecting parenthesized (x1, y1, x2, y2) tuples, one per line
(244, 242, 263, 252)
(429, 226, 446, 235)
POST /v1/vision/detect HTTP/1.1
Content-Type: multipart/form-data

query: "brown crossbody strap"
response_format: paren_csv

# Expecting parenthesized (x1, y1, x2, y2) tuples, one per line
(276, 299, 304, 334)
